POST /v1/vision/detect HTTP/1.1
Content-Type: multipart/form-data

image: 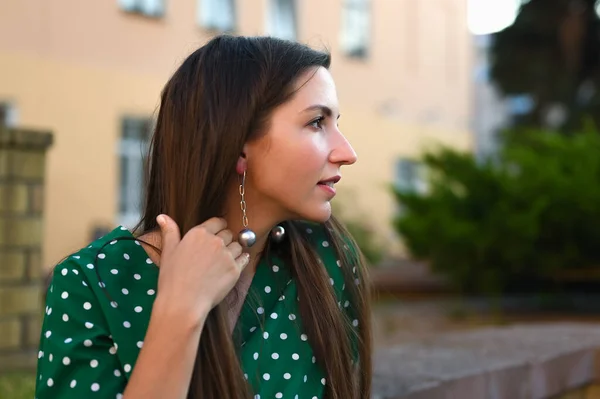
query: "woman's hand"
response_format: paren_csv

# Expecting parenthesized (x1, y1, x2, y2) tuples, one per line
(153, 214, 249, 323)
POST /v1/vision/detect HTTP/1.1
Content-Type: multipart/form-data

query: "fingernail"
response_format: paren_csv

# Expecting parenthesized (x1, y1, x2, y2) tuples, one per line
(156, 215, 166, 227)
(243, 253, 250, 263)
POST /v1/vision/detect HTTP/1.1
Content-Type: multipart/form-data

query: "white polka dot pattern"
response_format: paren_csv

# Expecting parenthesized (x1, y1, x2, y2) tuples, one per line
(34, 223, 359, 399)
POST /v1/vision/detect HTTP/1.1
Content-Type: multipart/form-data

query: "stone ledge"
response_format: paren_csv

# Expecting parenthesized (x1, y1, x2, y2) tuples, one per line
(373, 323, 600, 399)
(0, 128, 53, 150)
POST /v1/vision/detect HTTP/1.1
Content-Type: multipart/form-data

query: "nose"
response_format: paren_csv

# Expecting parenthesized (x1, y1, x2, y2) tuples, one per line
(329, 132, 358, 166)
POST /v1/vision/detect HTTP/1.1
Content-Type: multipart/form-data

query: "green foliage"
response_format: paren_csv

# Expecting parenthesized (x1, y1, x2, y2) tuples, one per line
(342, 218, 384, 266)
(490, 0, 600, 132)
(332, 196, 385, 266)
(0, 373, 35, 399)
(393, 127, 600, 295)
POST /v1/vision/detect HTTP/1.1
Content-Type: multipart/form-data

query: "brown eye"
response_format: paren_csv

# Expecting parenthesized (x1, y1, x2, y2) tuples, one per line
(308, 116, 325, 130)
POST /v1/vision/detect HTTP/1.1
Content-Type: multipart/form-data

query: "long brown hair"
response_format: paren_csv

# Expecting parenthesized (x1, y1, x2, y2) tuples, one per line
(135, 35, 372, 399)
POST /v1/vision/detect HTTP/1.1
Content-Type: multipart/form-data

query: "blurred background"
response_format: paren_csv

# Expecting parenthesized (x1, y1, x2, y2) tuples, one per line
(3, 0, 600, 396)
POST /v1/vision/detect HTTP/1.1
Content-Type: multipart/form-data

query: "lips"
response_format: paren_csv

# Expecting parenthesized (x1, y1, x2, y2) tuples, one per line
(317, 176, 341, 197)
(317, 175, 341, 186)
(318, 181, 335, 188)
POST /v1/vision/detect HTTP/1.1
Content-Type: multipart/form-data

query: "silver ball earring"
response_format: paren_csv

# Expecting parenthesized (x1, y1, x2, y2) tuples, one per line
(270, 225, 286, 243)
(237, 170, 256, 248)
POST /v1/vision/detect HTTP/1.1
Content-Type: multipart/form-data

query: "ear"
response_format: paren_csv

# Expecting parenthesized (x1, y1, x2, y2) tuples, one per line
(236, 153, 247, 175)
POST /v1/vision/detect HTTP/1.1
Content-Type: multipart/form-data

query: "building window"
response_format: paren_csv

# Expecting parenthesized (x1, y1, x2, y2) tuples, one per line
(340, 0, 370, 58)
(198, 0, 236, 31)
(394, 158, 428, 216)
(394, 158, 427, 194)
(118, 117, 152, 229)
(118, 0, 165, 18)
(267, 0, 297, 41)
(0, 102, 18, 128)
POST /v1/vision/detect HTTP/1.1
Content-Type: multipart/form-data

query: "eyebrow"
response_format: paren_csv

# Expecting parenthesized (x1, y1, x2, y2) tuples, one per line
(301, 104, 340, 119)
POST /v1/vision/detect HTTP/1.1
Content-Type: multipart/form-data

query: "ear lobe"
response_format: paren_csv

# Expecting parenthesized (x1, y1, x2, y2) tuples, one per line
(236, 156, 247, 175)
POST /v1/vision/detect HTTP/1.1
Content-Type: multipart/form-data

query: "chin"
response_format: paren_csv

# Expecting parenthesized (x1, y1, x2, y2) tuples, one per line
(297, 202, 332, 224)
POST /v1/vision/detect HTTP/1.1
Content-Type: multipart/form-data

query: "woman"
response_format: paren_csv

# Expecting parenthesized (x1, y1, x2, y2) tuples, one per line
(35, 35, 372, 399)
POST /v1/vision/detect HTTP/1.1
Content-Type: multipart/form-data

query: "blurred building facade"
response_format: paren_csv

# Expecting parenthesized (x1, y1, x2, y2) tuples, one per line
(0, 0, 473, 268)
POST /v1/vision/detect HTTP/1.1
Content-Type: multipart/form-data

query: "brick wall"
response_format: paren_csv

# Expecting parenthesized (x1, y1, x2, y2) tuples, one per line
(0, 127, 53, 372)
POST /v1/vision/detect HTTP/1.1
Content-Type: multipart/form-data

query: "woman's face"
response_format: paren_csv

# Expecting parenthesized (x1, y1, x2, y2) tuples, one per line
(245, 67, 357, 223)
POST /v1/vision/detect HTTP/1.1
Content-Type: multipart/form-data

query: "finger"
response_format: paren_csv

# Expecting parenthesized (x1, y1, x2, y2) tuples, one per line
(216, 229, 233, 246)
(235, 253, 250, 270)
(156, 214, 181, 257)
(200, 217, 228, 235)
(227, 241, 243, 259)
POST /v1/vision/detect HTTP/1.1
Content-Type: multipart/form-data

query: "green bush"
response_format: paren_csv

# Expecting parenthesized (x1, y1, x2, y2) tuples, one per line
(332, 195, 385, 266)
(342, 218, 384, 266)
(393, 127, 600, 295)
(0, 373, 36, 399)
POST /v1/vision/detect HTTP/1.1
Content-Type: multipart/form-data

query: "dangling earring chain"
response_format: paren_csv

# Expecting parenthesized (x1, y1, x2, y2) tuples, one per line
(238, 170, 257, 248)
(236, 170, 284, 246)
(239, 171, 249, 229)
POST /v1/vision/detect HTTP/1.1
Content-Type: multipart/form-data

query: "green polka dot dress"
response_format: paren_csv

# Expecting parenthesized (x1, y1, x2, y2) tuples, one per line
(35, 223, 360, 398)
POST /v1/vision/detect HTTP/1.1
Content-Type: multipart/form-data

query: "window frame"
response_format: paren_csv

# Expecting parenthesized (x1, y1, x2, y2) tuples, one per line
(340, 0, 371, 59)
(117, 117, 152, 229)
(198, 0, 237, 32)
(0, 102, 18, 128)
(118, 0, 166, 19)
(394, 158, 428, 194)
(267, 0, 298, 41)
